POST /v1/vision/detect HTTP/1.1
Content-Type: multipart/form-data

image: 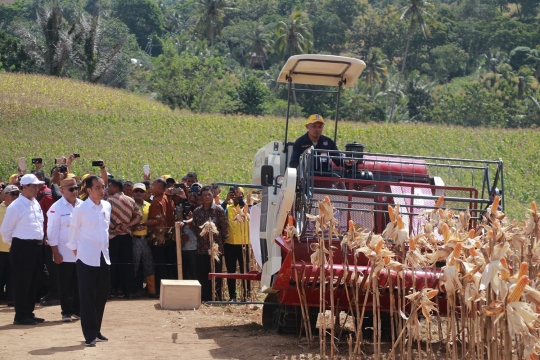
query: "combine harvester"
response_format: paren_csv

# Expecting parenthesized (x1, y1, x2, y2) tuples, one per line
(212, 55, 514, 357)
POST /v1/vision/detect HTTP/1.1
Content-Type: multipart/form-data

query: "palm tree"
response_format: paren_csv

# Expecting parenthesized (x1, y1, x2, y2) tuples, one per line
(388, 0, 435, 122)
(70, 12, 128, 83)
(247, 23, 273, 70)
(12, 3, 72, 76)
(363, 48, 388, 86)
(193, 0, 233, 54)
(275, 10, 313, 60)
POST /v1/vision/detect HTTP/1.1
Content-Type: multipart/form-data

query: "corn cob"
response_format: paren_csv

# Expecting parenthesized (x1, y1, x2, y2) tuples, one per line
(507, 275, 529, 302)
(409, 238, 416, 251)
(518, 262, 529, 279)
(384, 256, 391, 265)
(469, 248, 477, 257)
(348, 219, 355, 233)
(397, 216, 404, 229)
(491, 196, 500, 212)
(468, 229, 475, 238)
(442, 223, 450, 243)
(324, 196, 331, 203)
(388, 205, 395, 222)
(500, 257, 510, 280)
(453, 243, 463, 259)
(287, 214, 294, 226)
(375, 240, 384, 254)
(533, 201, 538, 213)
(435, 195, 445, 207)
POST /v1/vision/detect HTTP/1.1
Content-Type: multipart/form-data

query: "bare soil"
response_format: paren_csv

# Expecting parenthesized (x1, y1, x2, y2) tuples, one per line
(0, 298, 449, 359)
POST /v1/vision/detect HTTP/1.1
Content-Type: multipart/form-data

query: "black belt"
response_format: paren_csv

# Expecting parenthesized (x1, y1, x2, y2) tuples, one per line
(13, 237, 43, 245)
(133, 235, 147, 239)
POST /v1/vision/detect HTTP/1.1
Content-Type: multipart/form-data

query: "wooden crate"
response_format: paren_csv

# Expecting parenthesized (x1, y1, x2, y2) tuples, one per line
(159, 279, 201, 310)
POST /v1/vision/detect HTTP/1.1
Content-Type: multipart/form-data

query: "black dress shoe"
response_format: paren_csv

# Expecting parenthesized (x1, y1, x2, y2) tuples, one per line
(13, 318, 37, 325)
(31, 316, 45, 323)
(96, 333, 108, 342)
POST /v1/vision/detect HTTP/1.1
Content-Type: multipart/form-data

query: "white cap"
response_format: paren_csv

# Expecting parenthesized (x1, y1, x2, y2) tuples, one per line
(20, 174, 45, 186)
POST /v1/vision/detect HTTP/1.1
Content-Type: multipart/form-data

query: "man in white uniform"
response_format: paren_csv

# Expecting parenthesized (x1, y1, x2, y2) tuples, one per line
(47, 178, 83, 322)
(67, 176, 111, 347)
(0, 174, 45, 325)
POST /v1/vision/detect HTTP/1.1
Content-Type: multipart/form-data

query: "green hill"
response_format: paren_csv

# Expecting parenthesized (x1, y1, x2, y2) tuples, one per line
(1, 73, 538, 220)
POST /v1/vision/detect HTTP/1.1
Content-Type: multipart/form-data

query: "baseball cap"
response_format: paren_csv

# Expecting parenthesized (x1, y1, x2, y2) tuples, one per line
(9, 174, 19, 183)
(3, 184, 19, 194)
(20, 174, 45, 186)
(305, 114, 324, 125)
(133, 183, 146, 191)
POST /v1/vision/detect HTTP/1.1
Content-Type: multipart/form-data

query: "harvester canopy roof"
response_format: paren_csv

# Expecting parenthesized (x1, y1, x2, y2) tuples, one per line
(277, 54, 366, 88)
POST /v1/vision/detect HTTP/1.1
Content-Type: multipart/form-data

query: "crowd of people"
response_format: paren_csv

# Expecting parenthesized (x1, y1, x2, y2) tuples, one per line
(0, 156, 254, 332)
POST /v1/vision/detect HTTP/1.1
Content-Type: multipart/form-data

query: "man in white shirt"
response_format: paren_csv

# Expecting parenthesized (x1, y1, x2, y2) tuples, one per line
(67, 176, 111, 347)
(47, 178, 83, 322)
(0, 174, 45, 325)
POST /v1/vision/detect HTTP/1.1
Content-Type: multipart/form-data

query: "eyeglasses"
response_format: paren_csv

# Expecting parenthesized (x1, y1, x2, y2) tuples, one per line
(133, 189, 146, 194)
(7, 192, 19, 196)
(67, 187, 80, 192)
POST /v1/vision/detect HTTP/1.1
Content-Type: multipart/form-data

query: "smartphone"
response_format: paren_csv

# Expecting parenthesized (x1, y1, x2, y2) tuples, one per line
(73, 153, 80, 158)
(32, 158, 43, 164)
(143, 164, 150, 175)
(92, 160, 104, 167)
(229, 186, 235, 192)
(55, 157, 65, 165)
(58, 165, 68, 173)
(18, 157, 27, 172)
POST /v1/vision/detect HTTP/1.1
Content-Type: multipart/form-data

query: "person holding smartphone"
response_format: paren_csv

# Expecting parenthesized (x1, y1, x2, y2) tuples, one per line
(221, 187, 251, 302)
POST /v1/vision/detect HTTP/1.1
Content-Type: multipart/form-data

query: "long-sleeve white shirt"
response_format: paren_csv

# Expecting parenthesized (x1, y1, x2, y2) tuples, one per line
(0, 195, 44, 244)
(47, 197, 83, 263)
(67, 198, 111, 267)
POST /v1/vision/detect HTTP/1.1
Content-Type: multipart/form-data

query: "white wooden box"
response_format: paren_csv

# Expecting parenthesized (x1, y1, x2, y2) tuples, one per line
(159, 279, 201, 310)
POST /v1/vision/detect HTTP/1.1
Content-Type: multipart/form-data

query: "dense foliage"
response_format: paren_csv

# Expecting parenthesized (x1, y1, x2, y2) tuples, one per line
(0, 0, 539, 126)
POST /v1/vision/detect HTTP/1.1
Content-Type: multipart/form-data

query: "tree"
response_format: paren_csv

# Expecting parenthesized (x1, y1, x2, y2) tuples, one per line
(388, 0, 435, 122)
(246, 23, 273, 70)
(430, 44, 469, 83)
(112, 0, 165, 55)
(312, 11, 346, 54)
(363, 47, 388, 87)
(69, 13, 128, 83)
(323, 0, 364, 28)
(0, 30, 34, 72)
(12, 3, 72, 76)
(238, 76, 270, 115)
(406, 71, 433, 121)
(193, 0, 233, 54)
(275, 10, 313, 59)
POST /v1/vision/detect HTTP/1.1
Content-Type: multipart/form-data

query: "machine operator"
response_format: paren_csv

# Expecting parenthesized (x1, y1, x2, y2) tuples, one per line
(288, 114, 341, 171)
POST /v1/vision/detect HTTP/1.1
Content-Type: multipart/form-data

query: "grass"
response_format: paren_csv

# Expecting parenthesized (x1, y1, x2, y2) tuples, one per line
(1, 73, 538, 220)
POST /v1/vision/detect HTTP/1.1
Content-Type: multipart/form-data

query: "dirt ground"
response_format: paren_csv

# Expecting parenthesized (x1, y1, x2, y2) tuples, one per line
(0, 298, 335, 360)
(0, 297, 451, 360)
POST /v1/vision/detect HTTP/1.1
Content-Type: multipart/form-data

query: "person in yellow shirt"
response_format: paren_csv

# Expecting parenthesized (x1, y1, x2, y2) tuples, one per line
(131, 183, 157, 298)
(222, 187, 250, 301)
(0, 185, 20, 306)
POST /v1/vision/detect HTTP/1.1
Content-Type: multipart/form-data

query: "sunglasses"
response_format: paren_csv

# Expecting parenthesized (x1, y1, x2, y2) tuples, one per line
(133, 189, 146, 194)
(67, 187, 80, 192)
(7, 192, 20, 196)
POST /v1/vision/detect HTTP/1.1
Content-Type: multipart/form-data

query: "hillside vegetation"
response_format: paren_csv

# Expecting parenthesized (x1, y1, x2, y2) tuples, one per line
(1, 73, 538, 220)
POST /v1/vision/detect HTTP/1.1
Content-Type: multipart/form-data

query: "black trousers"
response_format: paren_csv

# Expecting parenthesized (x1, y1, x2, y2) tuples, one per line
(77, 254, 110, 343)
(42, 244, 58, 298)
(181, 250, 197, 280)
(10, 238, 42, 321)
(109, 234, 134, 295)
(224, 243, 251, 300)
(196, 254, 222, 302)
(57, 262, 80, 316)
(0, 251, 12, 302)
(151, 244, 177, 293)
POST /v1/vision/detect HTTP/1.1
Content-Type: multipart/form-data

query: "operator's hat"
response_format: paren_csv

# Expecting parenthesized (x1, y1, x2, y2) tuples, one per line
(306, 114, 324, 125)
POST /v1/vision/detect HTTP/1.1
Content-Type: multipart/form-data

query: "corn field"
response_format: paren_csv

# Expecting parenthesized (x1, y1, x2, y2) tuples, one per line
(288, 195, 540, 360)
